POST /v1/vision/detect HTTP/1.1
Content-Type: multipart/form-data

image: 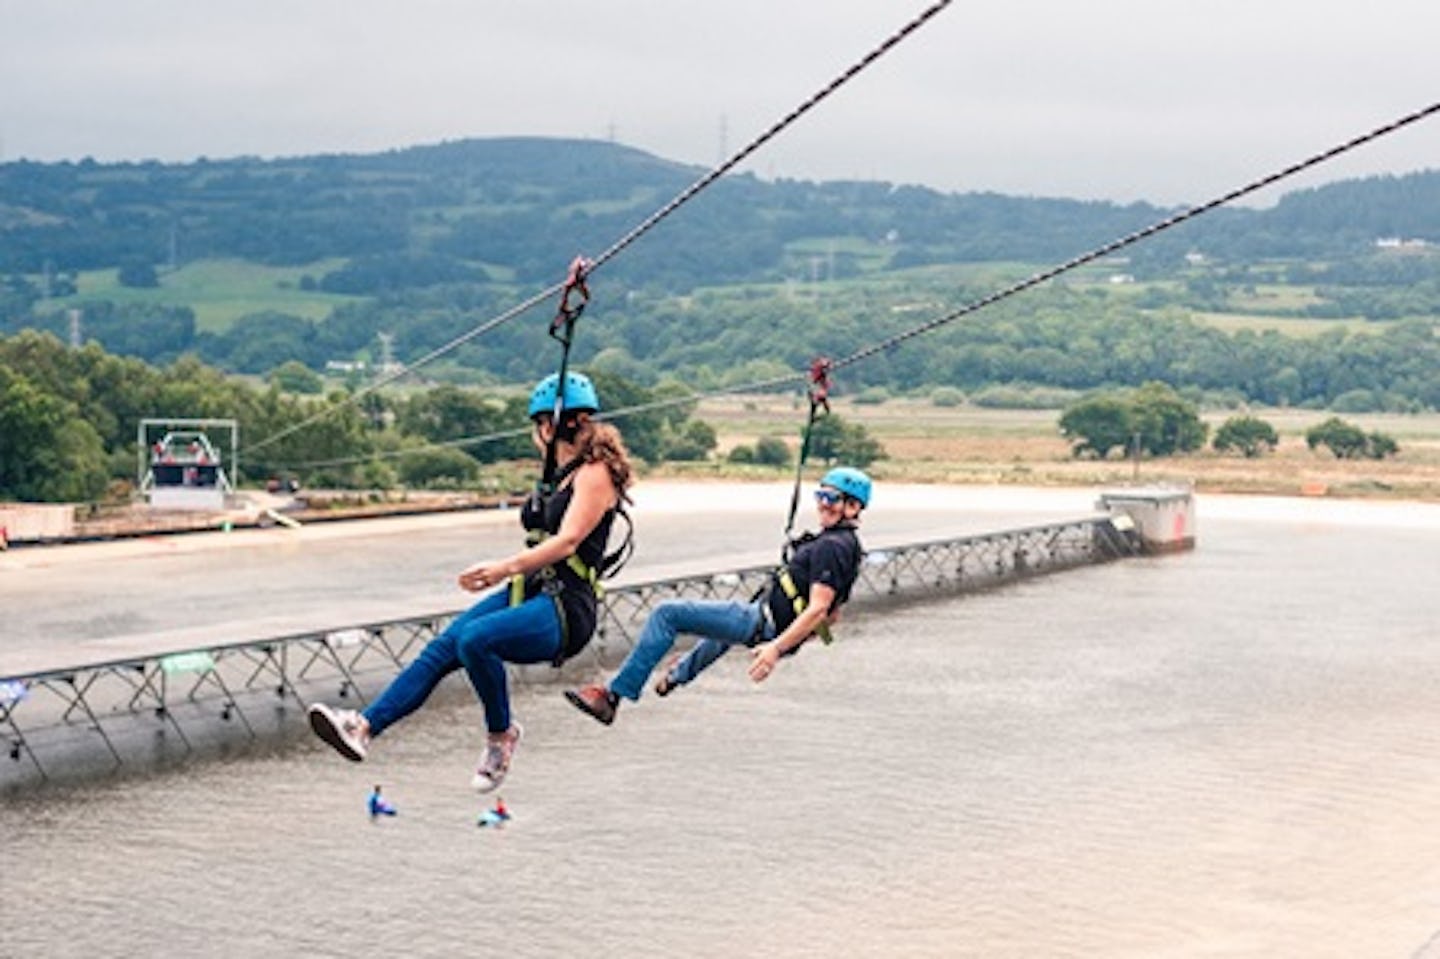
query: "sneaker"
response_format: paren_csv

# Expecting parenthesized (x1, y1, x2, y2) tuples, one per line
(307, 702, 369, 762)
(564, 684, 618, 725)
(472, 722, 523, 793)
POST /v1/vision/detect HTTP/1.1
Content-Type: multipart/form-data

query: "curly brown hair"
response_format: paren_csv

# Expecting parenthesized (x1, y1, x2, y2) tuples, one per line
(571, 415, 634, 503)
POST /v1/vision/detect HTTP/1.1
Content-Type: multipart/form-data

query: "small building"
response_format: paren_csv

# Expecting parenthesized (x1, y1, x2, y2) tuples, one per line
(139, 419, 237, 512)
(1096, 486, 1195, 553)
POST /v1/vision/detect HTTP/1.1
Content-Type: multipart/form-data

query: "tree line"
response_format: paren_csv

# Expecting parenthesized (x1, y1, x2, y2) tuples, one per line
(1057, 383, 1399, 461)
(4, 282, 1437, 412)
(0, 331, 888, 504)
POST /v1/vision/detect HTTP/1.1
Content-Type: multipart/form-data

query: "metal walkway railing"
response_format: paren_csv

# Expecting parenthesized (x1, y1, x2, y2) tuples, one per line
(1, 514, 1138, 786)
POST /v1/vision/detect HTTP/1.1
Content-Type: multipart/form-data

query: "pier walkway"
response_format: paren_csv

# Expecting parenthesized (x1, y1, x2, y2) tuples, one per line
(1, 509, 1150, 785)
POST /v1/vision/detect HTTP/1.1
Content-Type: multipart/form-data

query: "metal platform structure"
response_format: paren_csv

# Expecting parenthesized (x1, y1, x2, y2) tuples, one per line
(139, 417, 237, 512)
(1, 513, 1143, 786)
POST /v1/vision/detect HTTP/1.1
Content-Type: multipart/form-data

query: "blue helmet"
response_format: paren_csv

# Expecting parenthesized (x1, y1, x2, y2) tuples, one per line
(820, 467, 872, 508)
(528, 372, 600, 419)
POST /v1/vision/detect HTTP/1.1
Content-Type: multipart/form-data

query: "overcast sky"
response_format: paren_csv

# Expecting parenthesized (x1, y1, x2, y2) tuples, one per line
(2, 1, 1436, 207)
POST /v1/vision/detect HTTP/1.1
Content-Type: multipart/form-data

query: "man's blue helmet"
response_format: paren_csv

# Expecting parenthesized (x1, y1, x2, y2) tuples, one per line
(820, 467, 872, 508)
(528, 372, 600, 419)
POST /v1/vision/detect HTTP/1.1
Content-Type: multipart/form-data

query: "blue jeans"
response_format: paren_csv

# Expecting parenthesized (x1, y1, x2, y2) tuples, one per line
(363, 589, 561, 736)
(608, 599, 772, 701)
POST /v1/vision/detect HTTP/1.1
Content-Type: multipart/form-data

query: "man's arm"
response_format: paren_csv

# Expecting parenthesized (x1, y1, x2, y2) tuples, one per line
(747, 581, 836, 683)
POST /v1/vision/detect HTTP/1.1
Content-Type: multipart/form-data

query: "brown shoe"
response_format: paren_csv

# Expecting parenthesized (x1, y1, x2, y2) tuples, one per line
(565, 684, 618, 725)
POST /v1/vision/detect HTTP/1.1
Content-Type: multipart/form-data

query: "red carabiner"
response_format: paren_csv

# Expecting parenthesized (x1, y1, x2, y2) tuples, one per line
(808, 357, 832, 414)
(552, 255, 592, 334)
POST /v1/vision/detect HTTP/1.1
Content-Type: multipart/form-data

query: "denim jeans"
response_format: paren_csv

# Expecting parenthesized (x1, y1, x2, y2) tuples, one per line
(363, 589, 561, 736)
(608, 598, 772, 701)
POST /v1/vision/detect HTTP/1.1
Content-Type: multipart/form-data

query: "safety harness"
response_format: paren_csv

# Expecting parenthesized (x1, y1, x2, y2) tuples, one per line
(507, 460, 635, 607)
(757, 526, 862, 648)
(510, 258, 634, 664)
(507, 454, 635, 665)
(755, 358, 844, 647)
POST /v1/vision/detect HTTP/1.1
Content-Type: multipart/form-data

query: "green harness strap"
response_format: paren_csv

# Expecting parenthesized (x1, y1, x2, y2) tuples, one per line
(775, 568, 834, 645)
(507, 529, 603, 667)
(508, 529, 603, 606)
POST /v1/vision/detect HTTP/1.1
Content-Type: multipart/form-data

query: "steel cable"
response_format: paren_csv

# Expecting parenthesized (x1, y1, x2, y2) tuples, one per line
(242, 0, 954, 461)
(829, 100, 1440, 375)
(261, 99, 1440, 472)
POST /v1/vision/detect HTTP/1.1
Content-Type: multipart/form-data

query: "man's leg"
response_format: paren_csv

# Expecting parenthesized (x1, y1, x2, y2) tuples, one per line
(608, 599, 759, 701)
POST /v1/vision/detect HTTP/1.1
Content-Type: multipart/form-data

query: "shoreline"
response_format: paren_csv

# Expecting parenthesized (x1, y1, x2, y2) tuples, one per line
(7, 477, 1440, 556)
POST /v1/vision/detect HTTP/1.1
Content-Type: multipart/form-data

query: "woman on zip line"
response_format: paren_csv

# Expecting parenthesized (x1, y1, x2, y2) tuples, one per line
(565, 465, 870, 725)
(308, 370, 633, 791)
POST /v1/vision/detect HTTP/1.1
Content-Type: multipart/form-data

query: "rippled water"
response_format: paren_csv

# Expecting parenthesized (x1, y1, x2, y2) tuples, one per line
(5, 496, 1440, 958)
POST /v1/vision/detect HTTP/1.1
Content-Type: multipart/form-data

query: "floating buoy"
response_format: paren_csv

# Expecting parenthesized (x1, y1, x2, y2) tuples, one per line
(368, 785, 397, 819)
(477, 797, 511, 828)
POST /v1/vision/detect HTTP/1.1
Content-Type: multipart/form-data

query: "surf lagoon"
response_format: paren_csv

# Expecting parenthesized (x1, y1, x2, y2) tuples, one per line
(3, 483, 1439, 957)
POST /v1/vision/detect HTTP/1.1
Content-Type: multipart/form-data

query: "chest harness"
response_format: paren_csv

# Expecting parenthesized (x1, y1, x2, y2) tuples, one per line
(506, 256, 635, 663)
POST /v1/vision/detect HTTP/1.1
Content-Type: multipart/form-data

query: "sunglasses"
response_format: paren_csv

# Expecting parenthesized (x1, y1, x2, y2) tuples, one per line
(814, 488, 846, 506)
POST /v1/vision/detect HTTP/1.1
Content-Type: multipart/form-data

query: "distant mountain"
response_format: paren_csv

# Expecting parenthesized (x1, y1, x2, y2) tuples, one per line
(6, 137, 1433, 292)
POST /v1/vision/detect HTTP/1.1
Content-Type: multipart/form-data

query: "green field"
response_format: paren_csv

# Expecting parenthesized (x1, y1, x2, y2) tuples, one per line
(51, 258, 360, 332)
(1189, 312, 1391, 337)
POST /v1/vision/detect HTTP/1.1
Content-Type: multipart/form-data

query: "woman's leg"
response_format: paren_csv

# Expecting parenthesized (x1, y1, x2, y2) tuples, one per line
(452, 594, 562, 734)
(362, 590, 510, 737)
(608, 599, 760, 701)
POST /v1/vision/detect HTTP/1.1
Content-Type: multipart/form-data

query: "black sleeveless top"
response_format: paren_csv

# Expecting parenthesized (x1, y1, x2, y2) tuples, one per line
(519, 476, 616, 661)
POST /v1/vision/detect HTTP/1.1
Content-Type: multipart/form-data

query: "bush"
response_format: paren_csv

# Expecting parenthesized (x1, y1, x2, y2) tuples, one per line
(1213, 415, 1279, 458)
(753, 436, 791, 466)
(808, 414, 885, 468)
(1058, 382, 1206, 459)
(1058, 395, 1132, 459)
(930, 386, 965, 407)
(117, 258, 159, 288)
(1366, 431, 1399, 459)
(972, 383, 1080, 409)
(663, 420, 717, 462)
(726, 445, 756, 463)
(397, 447, 480, 487)
(359, 459, 399, 490)
(1331, 389, 1381, 413)
(854, 386, 890, 405)
(1305, 417, 1368, 459)
(269, 360, 324, 395)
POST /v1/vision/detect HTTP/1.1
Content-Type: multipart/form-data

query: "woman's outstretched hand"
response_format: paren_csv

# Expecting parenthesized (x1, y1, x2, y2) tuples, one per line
(459, 562, 506, 593)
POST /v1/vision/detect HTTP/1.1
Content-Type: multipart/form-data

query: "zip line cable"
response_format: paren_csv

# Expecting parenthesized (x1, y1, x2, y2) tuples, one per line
(827, 99, 1440, 376)
(241, 0, 955, 464)
(272, 375, 801, 472)
(244, 287, 562, 461)
(265, 98, 1440, 474)
(575, 0, 953, 276)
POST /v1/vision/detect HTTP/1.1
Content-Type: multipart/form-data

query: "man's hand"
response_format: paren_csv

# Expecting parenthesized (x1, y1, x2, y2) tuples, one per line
(748, 642, 781, 683)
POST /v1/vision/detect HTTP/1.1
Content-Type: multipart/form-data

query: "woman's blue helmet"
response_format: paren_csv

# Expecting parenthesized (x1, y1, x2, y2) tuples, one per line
(820, 466, 872, 508)
(528, 372, 600, 419)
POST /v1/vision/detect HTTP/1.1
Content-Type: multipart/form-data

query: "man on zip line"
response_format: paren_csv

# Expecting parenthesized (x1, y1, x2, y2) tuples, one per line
(565, 466, 871, 724)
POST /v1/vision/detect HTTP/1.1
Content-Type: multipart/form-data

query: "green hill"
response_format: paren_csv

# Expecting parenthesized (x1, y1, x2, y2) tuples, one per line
(2, 138, 1438, 404)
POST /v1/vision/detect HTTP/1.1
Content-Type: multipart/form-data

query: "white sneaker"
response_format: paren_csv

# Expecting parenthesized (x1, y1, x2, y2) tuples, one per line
(472, 722, 523, 792)
(307, 702, 369, 762)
